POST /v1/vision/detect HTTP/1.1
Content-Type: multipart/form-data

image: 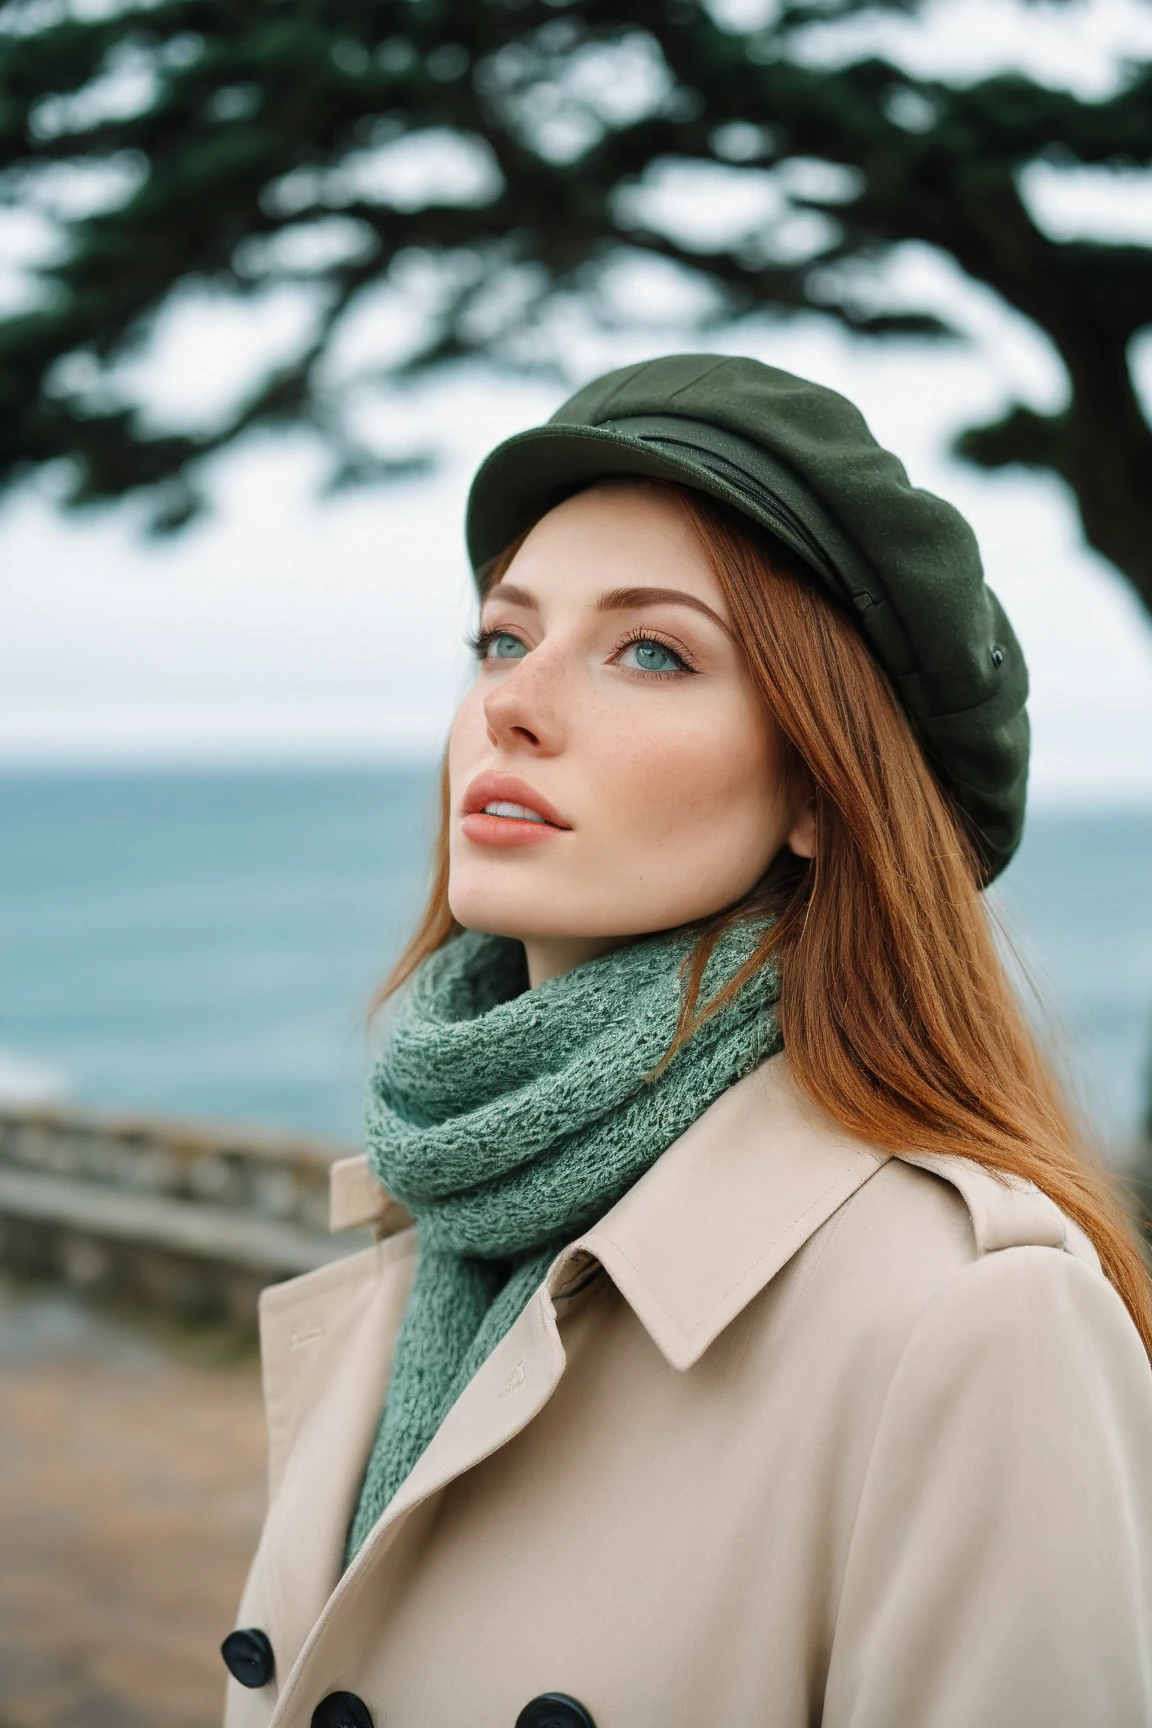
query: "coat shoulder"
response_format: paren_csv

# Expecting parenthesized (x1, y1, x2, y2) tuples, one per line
(792, 1147, 1109, 1372)
(895, 1148, 1099, 1264)
(829, 1144, 1100, 1279)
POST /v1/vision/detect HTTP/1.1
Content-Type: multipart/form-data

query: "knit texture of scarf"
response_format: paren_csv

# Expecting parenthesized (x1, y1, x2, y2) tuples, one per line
(345, 920, 780, 1559)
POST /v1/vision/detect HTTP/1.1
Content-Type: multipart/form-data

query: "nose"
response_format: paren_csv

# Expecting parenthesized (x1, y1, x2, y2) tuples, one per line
(481, 651, 565, 755)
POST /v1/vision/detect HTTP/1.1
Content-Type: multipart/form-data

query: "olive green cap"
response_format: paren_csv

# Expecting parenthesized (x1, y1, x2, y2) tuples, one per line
(465, 353, 1028, 883)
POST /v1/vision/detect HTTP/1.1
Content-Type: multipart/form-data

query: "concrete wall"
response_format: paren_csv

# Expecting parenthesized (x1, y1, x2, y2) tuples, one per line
(0, 1103, 369, 1329)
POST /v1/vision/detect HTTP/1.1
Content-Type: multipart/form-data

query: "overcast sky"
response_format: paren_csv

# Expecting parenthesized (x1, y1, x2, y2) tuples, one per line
(2, 0, 1151, 806)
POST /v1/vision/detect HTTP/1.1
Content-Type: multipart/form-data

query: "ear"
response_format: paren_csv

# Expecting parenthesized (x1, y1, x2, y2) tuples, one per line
(786, 800, 817, 860)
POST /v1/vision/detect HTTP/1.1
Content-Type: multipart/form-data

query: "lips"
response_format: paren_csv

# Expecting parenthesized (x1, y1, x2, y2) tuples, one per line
(460, 772, 571, 847)
(462, 773, 570, 828)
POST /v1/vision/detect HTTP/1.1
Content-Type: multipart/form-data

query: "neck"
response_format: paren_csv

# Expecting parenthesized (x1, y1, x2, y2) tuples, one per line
(521, 934, 631, 988)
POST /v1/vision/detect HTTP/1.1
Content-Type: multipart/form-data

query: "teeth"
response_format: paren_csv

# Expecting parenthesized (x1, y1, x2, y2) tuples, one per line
(484, 801, 547, 824)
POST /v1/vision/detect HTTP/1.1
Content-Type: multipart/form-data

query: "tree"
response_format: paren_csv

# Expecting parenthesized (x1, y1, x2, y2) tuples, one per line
(1, 0, 1150, 596)
(3, 1, 1152, 1198)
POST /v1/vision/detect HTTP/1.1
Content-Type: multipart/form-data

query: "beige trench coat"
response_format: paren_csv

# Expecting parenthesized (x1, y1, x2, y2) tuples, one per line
(224, 1055, 1152, 1728)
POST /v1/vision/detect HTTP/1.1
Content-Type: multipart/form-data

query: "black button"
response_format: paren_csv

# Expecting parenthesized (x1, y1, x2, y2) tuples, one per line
(220, 1627, 274, 1689)
(311, 1693, 374, 1728)
(516, 1695, 597, 1728)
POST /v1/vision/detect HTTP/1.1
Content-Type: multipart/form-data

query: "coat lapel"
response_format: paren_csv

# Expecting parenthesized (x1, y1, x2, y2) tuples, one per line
(253, 1234, 418, 1667)
(269, 1275, 571, 1726)
(581, 1054, 889, 1368)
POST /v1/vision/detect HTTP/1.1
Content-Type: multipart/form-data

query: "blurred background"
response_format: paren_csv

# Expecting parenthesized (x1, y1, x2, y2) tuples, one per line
(1, 0, 1151, 1723)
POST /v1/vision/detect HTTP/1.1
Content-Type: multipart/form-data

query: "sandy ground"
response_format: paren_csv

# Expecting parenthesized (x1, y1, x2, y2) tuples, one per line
(0, 1277, 267, 1728)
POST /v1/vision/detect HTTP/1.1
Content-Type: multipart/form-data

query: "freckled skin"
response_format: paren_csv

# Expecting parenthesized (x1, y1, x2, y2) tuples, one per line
(448, 480, 815, 987)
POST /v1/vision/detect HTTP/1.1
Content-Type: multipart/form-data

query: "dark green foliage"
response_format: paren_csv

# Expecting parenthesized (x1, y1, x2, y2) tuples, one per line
(1, 0, 1150, 613)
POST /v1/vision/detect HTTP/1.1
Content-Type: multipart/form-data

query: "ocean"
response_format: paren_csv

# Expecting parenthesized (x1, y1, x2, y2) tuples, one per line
(1, 767, 1149, 1153)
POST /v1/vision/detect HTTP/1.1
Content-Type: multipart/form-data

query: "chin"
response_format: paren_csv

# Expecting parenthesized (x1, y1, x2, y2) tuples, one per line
(448, 882, 538, 939)
(448, 851, 560, 931)
(448, 878, 592, 944)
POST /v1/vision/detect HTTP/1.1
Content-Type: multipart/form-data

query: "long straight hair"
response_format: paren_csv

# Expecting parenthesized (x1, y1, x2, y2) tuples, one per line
(377, 482, 1152, 1359)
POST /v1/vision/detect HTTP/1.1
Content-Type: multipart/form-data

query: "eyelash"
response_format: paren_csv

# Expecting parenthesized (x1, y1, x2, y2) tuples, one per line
(464, 626, 512, 667)
(465, 625, 700, 677)
(615, 627, 699, 676)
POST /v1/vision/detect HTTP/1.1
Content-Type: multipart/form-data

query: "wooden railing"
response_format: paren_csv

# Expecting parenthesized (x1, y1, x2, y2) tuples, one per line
(0, 1103, 368, 1329)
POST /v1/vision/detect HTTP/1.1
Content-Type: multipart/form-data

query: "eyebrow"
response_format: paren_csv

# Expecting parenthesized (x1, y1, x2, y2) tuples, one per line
(483, 581, 731, 635)
(484, 582, 539, 610)
(597, 586, 731, 635)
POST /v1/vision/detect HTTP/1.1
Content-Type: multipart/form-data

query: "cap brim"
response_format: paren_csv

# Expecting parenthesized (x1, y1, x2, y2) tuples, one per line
(465, 422, 833, 589)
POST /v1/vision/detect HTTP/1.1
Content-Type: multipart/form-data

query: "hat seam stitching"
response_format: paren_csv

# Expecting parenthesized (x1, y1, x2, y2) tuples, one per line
(592, 360, 663, 421)
(661, 354, 738, 409)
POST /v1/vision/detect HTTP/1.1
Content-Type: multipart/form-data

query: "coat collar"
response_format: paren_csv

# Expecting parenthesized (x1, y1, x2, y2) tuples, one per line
(329, 1052, 889, 1374)
(564, 1052, 888, 1368)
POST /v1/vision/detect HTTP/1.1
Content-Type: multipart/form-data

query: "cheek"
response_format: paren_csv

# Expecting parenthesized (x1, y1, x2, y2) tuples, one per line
(593, 694, 783, 856)
(447, 687, 486, 797)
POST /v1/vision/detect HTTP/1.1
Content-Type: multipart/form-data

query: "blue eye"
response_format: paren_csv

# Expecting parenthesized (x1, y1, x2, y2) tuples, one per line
(483, 632, 527, 661)
(619, 638, 685, 674)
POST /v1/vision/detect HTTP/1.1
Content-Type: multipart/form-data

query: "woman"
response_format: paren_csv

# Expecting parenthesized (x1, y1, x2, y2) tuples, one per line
(223, 355, 1152, 1728)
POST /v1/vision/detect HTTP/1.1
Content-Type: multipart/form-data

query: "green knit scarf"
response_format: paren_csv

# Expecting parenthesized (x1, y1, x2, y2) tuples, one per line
(345, 920, 780, 1559)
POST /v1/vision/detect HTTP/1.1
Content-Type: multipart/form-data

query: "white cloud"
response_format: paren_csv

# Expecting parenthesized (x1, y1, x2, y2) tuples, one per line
(1019, 163, 1152, 246)
(789, 0, 1152, 99)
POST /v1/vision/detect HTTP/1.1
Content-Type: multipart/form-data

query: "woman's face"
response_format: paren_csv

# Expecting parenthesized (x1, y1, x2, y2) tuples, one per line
(447, 481, 814, 983)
